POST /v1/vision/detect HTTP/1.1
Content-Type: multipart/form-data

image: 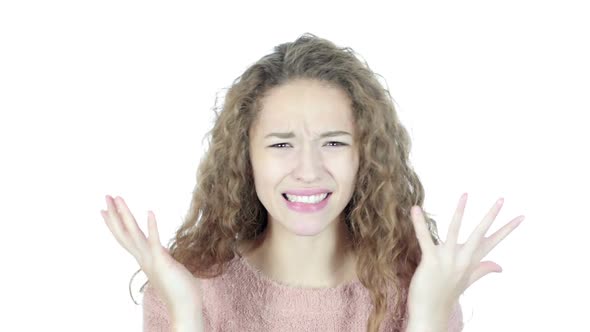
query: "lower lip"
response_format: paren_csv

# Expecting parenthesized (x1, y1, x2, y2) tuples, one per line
(283, 193, 332, 213)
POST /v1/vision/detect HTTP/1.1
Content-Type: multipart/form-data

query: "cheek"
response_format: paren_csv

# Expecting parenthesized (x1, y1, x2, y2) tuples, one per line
(326, 152, 358, 171)
(331, 157, 359, 188)
(252, 156, 285, 187)
(331, 166, 357, 184)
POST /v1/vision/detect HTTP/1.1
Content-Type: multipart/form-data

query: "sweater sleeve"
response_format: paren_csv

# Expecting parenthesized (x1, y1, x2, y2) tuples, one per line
(142, 284, 172, 332)
(447, 300, 464, 332)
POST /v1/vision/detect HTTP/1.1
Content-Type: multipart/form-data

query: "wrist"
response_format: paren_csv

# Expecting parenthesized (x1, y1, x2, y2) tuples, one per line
(405, 322, 446, 332)
(172, 318, 203, 332)
(405, 316, 449, 332)
(172, 311, 204, 332)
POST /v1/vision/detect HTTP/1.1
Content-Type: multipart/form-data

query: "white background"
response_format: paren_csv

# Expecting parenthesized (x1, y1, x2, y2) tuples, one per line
(1, 0, 588, 331)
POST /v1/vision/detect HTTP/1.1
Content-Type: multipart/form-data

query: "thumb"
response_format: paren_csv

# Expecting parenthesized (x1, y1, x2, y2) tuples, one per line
(466, 261, 502, 288)
(147, 210, 166, 251)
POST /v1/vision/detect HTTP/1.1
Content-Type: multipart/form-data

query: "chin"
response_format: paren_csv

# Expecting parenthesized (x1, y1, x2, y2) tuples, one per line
(284, 220, 331, 237)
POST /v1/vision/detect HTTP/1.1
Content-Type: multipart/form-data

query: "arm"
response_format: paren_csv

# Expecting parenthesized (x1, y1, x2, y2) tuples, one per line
(404, 300, 464, 332)
(171, 313, 204, 332)
(172, 320, 204, 332)
(405, 321, 446, 332)
(143, 284, 205, 332)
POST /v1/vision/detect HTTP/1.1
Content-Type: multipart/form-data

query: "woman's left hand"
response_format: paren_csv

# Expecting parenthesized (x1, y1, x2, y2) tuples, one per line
(407, 193, 525, 325)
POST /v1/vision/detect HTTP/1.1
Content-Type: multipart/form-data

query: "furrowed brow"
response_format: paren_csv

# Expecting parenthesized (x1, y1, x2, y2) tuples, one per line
(264, 130, 352, 139)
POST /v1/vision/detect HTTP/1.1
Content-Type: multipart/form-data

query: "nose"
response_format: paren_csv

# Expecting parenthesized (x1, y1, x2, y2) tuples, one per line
(292, 144, 322, 183)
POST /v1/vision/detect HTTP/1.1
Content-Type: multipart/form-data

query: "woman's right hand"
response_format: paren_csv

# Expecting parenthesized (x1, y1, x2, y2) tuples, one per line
(101, 195, 204, 324)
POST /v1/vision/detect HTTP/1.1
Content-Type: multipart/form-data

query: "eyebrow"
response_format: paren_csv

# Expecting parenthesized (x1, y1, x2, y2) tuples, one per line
(264, 130, 352, 139)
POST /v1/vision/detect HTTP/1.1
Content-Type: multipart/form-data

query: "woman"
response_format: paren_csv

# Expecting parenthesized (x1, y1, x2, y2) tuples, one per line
(101, 33, 524, 332)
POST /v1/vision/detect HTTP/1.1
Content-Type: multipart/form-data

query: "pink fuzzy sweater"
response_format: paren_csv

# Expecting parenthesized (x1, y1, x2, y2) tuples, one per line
(142, 255, 463, 331)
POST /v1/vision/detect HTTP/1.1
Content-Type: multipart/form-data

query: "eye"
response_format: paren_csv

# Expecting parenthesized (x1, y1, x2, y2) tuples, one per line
(270, 143, 291, 148)
(325, 141, 348, 147)
(269, 142, 348, 148)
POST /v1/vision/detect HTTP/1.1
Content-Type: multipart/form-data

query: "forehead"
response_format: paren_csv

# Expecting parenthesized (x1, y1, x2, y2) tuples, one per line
(253, 79, 355, 136)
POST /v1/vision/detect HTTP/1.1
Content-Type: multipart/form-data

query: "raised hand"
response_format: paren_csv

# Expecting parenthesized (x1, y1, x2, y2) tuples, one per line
(407, 193, 525, 326)
(101, 195, 204, 324)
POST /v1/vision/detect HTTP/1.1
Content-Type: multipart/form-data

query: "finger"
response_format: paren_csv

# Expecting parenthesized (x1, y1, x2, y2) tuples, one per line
(463, 197, 504, 255)
(101, 209, 120, 241)
(147, 210, 162, 248)
(104, 196, 139, 256)
(477, 215, 525, 260)
(101, 209, 116, 227)
(412, 206, 436, 257)
(446, 193, 468, 247)
(105, 195, 131, 247)
(112, 196, 150, 253)
(465, 260, 502, 289)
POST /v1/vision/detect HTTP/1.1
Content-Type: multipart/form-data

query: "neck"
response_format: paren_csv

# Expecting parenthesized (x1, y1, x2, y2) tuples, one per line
(242, 215, 358, 288)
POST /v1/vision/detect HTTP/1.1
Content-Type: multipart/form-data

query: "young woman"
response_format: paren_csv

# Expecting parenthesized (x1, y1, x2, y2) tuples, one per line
(101, 33, 525, 332)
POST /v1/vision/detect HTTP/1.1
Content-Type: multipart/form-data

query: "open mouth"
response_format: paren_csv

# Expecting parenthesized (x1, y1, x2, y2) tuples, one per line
(282, 192, 332, 203)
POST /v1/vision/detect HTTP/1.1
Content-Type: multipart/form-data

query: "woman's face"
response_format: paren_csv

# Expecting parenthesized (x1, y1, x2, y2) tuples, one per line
(248, 78, 359, 237)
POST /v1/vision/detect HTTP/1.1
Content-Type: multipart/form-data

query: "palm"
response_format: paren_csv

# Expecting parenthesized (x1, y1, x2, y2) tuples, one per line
(407, 242, 469, 320)
(101, 195, 202, 315)
(140, 231, 203, 313)
(407, 193, 525, 322)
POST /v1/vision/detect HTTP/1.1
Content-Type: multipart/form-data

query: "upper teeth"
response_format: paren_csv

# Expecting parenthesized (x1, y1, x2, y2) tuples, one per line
(285, 193, 328, 203)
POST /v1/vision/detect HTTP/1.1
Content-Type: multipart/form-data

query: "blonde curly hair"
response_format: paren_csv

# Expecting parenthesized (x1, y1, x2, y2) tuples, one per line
(130, 32, 441, 332)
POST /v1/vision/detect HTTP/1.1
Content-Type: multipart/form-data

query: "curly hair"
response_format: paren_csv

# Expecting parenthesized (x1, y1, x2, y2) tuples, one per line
(129, 32, 442, 332)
